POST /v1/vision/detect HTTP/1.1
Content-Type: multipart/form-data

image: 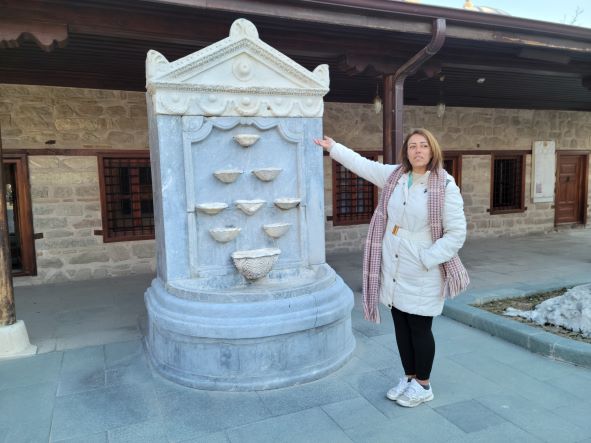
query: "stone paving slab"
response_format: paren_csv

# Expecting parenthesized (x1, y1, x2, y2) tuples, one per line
(1, 230, 590, 442)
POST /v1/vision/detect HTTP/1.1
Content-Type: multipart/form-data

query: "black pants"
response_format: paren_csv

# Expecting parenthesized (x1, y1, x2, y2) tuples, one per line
(391, 306, 435, 380)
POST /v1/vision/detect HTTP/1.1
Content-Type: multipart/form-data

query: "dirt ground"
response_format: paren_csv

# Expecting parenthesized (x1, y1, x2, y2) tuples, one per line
(478, 288, 591, 345)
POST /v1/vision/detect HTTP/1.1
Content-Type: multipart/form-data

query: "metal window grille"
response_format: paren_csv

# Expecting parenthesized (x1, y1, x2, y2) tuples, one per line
(101, 157, 154, 241)
(492, 155, 523, 211)
(332, 153, 378, 225)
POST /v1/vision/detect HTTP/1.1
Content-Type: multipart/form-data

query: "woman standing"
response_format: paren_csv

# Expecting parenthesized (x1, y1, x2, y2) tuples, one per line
(314, 129, 469, 408)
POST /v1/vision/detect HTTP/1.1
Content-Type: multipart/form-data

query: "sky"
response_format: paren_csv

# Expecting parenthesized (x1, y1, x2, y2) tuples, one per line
(416, 0, 591, 28)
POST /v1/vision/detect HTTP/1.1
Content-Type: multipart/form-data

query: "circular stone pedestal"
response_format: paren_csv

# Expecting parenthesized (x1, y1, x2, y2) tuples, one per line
(144, 265, 355, 391)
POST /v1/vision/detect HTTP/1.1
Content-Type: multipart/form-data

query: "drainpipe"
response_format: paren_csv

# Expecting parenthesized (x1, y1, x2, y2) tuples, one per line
(383, 18, 446, 164)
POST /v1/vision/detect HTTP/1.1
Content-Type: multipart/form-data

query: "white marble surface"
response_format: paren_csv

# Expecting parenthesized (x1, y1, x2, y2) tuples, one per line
(146, 18, 329, 117)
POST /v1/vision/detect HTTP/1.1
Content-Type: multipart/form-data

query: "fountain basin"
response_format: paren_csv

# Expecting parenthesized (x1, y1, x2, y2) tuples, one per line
(252, 167, 282, 182)
(233, 134, 260, 147)
(231, 247, 281, 280)
(213, 169, 243, 183)
(209, 227, 241, 242)
(263, 222, 291, 239)
(195, 202, 228, 215)
(274, 198, 301, 210)
(235, 199, 266, 215)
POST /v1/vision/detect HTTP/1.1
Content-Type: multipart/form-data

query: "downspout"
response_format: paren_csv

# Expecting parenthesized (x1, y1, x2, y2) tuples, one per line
(384, 18, 446, 164)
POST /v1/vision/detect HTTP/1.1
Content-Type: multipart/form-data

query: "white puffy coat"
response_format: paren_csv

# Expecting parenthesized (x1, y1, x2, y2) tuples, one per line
(330, 143, 467, 317)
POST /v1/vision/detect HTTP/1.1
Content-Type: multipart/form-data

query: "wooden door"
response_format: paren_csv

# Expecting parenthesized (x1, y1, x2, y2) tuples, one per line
(555, 153, 588, 225)
(2, 155, 36, 276)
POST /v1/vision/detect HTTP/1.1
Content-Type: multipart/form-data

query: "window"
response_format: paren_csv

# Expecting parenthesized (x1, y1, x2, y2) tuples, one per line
(98, 153, 155, 242)
(331, 151, 379, 226)
(490, 153, 526, 214)
(442, 152, 462, 188)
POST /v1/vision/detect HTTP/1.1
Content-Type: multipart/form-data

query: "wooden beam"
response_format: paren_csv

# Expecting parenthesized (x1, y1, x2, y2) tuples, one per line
(6, 0, 589, 56)
(0, 19, 68, 52)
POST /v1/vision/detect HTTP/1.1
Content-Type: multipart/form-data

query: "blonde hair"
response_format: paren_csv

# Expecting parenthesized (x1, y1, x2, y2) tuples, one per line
(400, 128, 443, 173)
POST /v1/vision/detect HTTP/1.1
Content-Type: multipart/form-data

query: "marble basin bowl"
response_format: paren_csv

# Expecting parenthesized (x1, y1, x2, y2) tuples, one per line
(233, 134, 260, 147)
(274, 198, 301, 210)
(209, 227, 241, 243)
(231, 248, 281, 280)
(195, 202, 228, 215)
(213, 169, 243, 183)
(235, 199, 266, 215)
(263, 222, 291, 239)
(252, 168, 282, 182)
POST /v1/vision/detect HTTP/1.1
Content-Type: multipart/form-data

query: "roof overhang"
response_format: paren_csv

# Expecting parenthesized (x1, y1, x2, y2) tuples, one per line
(1, 0, 590, 110)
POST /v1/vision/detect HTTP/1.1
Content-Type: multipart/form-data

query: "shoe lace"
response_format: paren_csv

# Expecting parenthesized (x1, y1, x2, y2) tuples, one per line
(405, 383, 423, 400)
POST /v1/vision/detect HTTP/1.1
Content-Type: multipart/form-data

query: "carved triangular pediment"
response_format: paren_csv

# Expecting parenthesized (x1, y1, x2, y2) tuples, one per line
(146, 19, 329, 117)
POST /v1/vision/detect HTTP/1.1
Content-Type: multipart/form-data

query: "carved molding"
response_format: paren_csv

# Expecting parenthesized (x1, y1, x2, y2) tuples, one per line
(0, 20, 68, 52)
(146, 18, 329, 117)
(182, 117, 303, 144)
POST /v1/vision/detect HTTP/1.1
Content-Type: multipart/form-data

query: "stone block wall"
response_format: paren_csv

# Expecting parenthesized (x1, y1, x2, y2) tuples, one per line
(16, 155, 155, 285)
(0, 84, 147, 149)
(0, 84, 155, 285)
(461, 155, 555, 238)
(323, 102, 591, 252)
(1, 84, 590, 280)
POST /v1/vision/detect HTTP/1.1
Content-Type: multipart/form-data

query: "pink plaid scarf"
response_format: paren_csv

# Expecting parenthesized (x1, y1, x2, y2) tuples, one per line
(362, 167, 470, 323)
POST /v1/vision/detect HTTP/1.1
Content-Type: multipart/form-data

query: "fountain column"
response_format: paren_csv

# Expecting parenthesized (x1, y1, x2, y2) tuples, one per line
(144, 18, 355, 390)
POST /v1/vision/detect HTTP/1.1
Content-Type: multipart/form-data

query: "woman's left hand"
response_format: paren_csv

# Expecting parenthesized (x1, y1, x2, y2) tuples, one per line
(313, 136, 335, 152)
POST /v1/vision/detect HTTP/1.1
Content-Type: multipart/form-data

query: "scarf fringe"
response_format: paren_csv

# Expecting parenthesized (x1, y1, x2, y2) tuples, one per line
(444, 266, 470, 299)
(363, 303, 381, 324)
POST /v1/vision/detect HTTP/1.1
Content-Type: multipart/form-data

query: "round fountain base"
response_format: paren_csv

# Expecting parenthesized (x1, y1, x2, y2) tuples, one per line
(144, 265, 355, 391)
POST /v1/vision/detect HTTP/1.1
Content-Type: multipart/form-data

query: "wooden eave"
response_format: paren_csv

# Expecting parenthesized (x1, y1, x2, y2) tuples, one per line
(0, 0, 590, 110)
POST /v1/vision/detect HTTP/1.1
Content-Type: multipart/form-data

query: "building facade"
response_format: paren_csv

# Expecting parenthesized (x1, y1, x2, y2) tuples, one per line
(1, 83, 589, 284)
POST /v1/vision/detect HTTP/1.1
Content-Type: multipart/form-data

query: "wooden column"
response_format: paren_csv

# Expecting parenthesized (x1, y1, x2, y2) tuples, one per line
(0, 126, 16, 327)
(382, 74, 394, 165)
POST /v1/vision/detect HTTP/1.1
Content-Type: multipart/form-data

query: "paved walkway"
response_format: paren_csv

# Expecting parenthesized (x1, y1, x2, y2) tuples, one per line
(2, 230, 591, 442)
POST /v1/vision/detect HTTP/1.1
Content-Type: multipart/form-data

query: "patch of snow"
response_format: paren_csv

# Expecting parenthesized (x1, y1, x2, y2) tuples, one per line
(504, 283, 591, 337)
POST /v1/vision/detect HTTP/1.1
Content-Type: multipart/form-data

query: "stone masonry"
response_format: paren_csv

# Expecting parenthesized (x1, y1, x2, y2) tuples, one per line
(1, 84, 590, 282)
(323, 102, 591, 251)
(20, 155, 155, 285)
(0, 84, 155, 284)
(0, 84, 147, 149)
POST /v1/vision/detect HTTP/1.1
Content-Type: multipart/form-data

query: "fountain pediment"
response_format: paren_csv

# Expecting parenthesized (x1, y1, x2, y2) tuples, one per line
(146, 18, 329, 117)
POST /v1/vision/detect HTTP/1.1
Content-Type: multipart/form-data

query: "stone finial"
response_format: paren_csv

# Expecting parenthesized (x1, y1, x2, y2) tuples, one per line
(313, 65, 330, 88)
(146, 50, 170, 81)
(229, 18, 259, 40)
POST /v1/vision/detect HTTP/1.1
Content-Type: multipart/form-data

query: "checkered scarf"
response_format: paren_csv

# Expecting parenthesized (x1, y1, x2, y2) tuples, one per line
(362, 167, 470, 323)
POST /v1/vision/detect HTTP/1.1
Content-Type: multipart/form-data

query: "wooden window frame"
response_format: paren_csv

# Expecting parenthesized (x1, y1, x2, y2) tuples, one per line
(3, 153, 36, 276)
(489, 151, 527, 215)
(442, 151, 462, 189)
(97, 151, 155, 243)
(331, 150, 380, 226)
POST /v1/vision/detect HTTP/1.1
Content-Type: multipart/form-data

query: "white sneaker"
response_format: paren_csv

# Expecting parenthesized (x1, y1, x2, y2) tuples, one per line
(386, 376, 410, 401)
(395, 378, 434, 407)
